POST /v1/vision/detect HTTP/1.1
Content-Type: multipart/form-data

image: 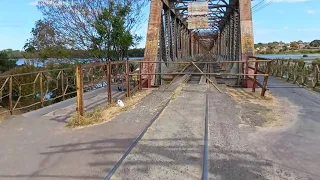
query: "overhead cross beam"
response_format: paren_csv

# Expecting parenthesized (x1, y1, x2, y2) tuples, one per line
(143, 0, 255, 88)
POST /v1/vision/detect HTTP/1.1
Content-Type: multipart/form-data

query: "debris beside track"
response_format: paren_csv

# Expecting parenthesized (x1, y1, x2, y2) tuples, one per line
(67, 90, 152, 128)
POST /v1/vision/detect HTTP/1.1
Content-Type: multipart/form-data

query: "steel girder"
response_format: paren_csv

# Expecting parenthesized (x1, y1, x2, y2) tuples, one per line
(143, 0, 255, 87)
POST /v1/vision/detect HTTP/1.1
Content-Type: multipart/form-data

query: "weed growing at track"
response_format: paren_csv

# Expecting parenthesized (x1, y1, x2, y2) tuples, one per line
(67, 90, 152, 128)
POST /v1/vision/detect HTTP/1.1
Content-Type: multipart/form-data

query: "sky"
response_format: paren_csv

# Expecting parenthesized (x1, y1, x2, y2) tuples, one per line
(0, 0, 319, 50)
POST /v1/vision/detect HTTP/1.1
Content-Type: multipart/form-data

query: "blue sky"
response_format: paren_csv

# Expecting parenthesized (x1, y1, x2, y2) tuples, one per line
(0, 0, 319, 50)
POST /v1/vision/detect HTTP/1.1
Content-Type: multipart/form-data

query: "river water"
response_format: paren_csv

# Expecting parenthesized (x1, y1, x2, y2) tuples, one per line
(15, 57, 144, 66)
(15, 54, 320, 66)
(257, 54, 320, 60)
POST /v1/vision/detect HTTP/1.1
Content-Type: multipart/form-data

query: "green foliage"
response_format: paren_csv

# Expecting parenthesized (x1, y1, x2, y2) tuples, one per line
(310, 40, 320, 47)
(0, 51, 16, 73)
(128, 48, 144, 57)
(91, 2, 140, 60)
(312, 59, 320, 65)
(2, 49, 24, 59)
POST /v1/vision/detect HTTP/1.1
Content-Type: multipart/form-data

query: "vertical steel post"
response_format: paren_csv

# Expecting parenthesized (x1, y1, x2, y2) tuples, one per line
(76, 65, 84, 116)
(143, 0, 163, 87)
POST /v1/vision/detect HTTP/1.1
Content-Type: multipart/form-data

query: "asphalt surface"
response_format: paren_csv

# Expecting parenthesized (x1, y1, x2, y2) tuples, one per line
(248, 77, 320, 180)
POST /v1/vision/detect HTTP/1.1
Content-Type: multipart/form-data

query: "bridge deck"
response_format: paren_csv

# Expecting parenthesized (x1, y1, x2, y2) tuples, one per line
(0, 76, 319, 180)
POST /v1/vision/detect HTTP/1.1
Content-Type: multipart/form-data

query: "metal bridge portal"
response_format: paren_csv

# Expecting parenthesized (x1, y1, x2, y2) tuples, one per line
(143, 0, 255, 88)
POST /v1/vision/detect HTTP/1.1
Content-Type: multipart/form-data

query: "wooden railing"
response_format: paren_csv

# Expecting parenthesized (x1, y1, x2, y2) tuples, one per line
(256, 58, 320, 91)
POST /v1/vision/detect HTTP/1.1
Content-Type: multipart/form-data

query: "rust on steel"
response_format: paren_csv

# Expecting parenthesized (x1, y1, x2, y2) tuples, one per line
(143, 0, 163, 88)
(188, 2, 209, 29)
(239, 0, 255, 87)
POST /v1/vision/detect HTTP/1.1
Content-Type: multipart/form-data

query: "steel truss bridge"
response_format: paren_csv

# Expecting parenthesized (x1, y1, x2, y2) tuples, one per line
(143, 0, 255, 87)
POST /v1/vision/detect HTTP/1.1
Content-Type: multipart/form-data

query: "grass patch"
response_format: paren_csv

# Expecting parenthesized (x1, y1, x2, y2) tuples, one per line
(67, 90, 152, 128)
(226, 88, 283, 127)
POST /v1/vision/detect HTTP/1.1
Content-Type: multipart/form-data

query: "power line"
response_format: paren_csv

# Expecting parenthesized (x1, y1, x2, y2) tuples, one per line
(252, 0, 267, 10)
(253, 0, 275, 14)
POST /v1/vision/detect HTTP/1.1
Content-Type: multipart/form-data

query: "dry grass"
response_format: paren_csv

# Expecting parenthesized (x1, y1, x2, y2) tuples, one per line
(67, 90, 152, 128)
(226, 88, 282, 127)
(171, 83, 185, 100)
(0, 115, 5, 122)
(0, 108, 9, 123)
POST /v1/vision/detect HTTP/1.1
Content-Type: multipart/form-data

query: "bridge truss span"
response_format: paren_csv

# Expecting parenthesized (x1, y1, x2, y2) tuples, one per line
(144, 0, 255, 88)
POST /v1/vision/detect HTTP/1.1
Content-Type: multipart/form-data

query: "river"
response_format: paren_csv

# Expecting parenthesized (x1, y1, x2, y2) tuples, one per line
(256, 54, 320, 60)
(15, 57, 144, 66)
(15, 55, 320, 66)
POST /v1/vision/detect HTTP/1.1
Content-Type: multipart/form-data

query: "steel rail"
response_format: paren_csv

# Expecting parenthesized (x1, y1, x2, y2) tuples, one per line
(103, 77, 190, 180)
(202, 86, 209, 180)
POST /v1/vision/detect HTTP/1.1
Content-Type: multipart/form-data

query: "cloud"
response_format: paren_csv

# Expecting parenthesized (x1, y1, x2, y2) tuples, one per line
(266, 0, 309, 2)
(284, 26, 289, 30)
(306, 9, 316, 14)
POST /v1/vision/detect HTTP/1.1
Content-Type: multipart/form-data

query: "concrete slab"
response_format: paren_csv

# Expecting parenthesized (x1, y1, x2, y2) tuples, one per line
(0, 76, 188, 180)
(113, 84, 207, 180)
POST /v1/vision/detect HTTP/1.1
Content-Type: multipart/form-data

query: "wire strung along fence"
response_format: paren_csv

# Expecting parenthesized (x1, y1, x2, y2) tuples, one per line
(0, 67, 76, 117)
(1, 58, 273, 119)
(255, 57, 320, 92)
(75, 60, 144, 116)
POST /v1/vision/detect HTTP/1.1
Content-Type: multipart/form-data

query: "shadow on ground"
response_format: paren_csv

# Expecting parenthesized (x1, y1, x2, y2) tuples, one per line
(0, 137, 293, 180)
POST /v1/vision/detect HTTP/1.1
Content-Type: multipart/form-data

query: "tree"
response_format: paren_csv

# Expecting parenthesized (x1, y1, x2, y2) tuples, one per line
(37, 0, 147, 59)
(0, 51, 16, 73)
(267, 42, 277, 50)
(290, 41, 299, 50)
(282, 45, 288, 52)
(310, 40, 320, 47)
(91, 2, 141, 59)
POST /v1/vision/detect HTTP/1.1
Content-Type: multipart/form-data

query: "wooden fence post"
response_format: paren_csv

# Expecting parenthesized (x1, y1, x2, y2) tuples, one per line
(139, 62, 142, 90)
(126, 60, 130, 97)
(107, 62, 112, 104)
(76, 65, 84, 116)
(261, 61, 271, 97)
(9, 77, 13, 115)
(40, 73, 44, 107)
(61, 70, 65, 100)
(252, 61, 259, 92)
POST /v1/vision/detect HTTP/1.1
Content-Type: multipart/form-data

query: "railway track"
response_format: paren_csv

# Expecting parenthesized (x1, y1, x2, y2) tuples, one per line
(104, 64, 210, 180)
